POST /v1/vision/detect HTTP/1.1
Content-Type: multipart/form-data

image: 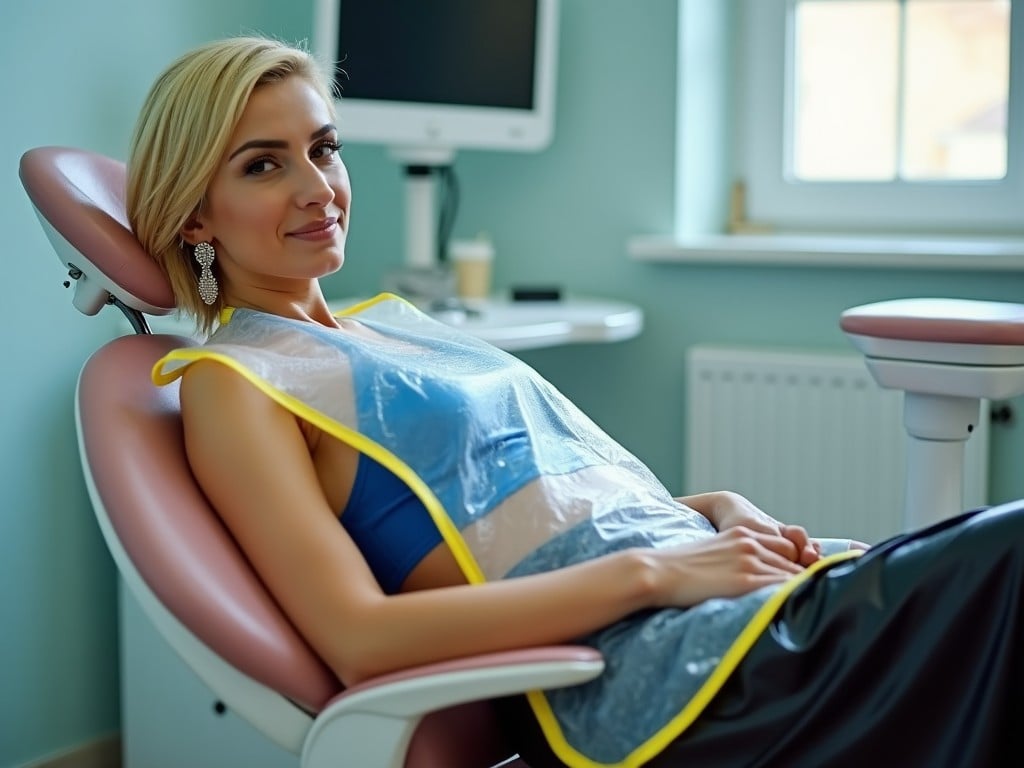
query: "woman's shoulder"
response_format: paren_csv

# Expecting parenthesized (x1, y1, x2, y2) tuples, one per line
(179, 357, 275, 418)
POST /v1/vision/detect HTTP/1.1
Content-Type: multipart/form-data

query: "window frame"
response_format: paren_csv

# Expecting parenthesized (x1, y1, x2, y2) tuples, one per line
(737, 0, 1024, 234)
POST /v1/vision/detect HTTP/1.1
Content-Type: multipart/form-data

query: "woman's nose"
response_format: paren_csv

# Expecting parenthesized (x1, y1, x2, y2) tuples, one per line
(294, 162, 334, 207)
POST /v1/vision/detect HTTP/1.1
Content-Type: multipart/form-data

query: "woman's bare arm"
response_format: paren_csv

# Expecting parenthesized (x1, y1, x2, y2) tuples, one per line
(182, 361, 805, 685)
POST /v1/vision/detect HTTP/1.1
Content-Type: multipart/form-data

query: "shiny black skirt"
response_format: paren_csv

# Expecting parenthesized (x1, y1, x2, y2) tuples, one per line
(500, 502, 1024, 767)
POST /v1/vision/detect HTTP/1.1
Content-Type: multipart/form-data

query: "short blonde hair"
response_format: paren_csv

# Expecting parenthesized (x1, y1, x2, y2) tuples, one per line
(127, 36, 337, 332)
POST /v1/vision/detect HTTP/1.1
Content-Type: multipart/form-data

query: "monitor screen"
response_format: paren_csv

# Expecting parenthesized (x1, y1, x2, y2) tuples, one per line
(338, 2, 536, 110)
(313, 0, 559, 156)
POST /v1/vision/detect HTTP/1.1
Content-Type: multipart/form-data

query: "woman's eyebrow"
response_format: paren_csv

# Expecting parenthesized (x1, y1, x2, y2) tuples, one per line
(228, 124, 337, 161)
(311, 123, 336, 140)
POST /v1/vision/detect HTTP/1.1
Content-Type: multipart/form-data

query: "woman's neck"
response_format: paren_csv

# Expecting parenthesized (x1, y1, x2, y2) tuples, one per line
(225, 282, 341, 328)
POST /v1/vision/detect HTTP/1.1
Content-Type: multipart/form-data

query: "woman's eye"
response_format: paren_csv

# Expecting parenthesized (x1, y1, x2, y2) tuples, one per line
(244, 157, 277, 175)
(312, 141, 342, 160)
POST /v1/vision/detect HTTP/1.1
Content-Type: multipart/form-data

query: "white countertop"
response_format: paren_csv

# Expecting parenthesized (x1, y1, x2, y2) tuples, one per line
(134, 295, 644, 352)
(338, 296, 644, 351)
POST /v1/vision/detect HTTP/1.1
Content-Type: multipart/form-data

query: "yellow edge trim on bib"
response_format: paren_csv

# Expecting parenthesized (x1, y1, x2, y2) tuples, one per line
(333, 292, 410, 316)
(216, 292, 409, 327)
(151, 347, 487, 585)
(526, 548, 865, 768)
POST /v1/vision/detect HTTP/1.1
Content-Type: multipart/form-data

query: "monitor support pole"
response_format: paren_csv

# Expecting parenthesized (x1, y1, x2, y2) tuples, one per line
(391, 146, 456, 269)
(403, 164, 439, 269)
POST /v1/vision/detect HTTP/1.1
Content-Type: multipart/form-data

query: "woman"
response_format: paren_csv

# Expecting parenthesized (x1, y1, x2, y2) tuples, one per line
(129, 36, 1024, 767)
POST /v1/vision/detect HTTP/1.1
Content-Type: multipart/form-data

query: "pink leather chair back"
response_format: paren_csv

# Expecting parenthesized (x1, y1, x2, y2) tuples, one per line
(78, 332, 342, 710)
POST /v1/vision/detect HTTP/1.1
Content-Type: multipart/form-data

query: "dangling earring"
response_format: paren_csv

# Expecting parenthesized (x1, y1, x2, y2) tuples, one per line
(194, 241, 219, 305)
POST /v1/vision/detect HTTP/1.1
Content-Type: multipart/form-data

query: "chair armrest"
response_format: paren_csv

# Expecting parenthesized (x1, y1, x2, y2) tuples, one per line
(301, 646, 604, 768)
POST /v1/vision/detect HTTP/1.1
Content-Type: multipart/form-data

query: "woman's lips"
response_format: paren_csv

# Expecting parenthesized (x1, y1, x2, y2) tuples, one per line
(288, 218, 339, 241)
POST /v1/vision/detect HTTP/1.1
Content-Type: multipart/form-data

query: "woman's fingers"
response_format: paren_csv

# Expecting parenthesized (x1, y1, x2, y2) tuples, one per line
(653, 528, 815, 607)
(721, 527, 803, 573)
(750, 539, 804, 574)
(780, 523, 809, 551)
(781, 524, 821, 566)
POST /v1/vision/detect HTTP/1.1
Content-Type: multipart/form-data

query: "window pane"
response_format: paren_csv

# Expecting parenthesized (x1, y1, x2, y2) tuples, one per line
(792, 1, 901, 181)
(902, 0, 1009, 180)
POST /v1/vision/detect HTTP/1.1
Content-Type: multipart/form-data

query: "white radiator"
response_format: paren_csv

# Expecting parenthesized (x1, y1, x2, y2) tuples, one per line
(684, 345, 989, 545)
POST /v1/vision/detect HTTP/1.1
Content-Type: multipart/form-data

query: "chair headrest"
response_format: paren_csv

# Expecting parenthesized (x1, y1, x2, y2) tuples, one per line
(19, 146, 176, 316)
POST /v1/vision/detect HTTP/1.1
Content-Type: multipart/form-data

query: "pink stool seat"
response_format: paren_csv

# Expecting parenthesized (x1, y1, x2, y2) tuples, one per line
(841, 298, 1024, 366)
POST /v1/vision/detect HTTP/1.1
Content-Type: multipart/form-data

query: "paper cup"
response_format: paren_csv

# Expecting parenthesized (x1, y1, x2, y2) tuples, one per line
(449, 238, 494, 299)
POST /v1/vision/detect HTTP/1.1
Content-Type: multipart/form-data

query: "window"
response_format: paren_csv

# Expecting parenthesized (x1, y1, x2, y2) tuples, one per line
(792, 0, 1008, 182)
(738, 0, 1023, 233)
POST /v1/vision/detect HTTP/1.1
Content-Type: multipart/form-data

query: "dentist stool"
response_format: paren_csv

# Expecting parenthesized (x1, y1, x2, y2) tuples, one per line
(841, 298, 1024, 530)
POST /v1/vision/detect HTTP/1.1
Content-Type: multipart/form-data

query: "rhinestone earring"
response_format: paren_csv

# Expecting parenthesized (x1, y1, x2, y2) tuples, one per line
(194, 241, 219, 305)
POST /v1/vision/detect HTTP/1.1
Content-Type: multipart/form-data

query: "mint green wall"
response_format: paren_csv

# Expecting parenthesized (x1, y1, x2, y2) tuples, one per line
(0, 2, 311, 765)
(3, 1, 1023, 765)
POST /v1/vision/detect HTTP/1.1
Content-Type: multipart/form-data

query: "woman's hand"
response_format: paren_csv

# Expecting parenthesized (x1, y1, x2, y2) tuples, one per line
(676, 490, 821, 567)
(642, 526, 807, 608)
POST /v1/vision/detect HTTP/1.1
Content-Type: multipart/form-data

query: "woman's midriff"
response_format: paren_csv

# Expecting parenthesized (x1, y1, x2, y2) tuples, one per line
(401, 464, 678, 591)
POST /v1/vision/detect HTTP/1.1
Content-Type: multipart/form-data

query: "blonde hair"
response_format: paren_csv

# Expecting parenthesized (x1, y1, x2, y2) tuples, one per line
(127, 36, 337, 332)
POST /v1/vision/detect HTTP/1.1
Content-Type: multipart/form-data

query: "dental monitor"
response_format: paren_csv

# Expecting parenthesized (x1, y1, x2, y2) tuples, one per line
(313, 0, 560, 162)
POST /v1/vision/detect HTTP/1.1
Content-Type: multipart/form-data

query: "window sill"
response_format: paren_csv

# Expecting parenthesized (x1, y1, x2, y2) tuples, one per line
(628, 233, 1024, 271)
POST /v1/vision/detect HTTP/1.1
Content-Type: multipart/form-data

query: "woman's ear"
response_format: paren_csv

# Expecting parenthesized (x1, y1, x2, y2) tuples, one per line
(179, 213, 208, 246)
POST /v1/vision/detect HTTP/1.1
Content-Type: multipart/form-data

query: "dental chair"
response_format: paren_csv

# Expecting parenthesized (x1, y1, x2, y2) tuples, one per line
(19, 145, 605, 768)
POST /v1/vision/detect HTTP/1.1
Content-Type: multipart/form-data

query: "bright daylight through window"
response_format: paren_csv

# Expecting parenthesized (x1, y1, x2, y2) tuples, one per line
(790, 0, 1009, 183)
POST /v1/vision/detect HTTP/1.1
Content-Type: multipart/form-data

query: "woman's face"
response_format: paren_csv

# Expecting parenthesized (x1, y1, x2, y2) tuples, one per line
(186, 75, 351, 297)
